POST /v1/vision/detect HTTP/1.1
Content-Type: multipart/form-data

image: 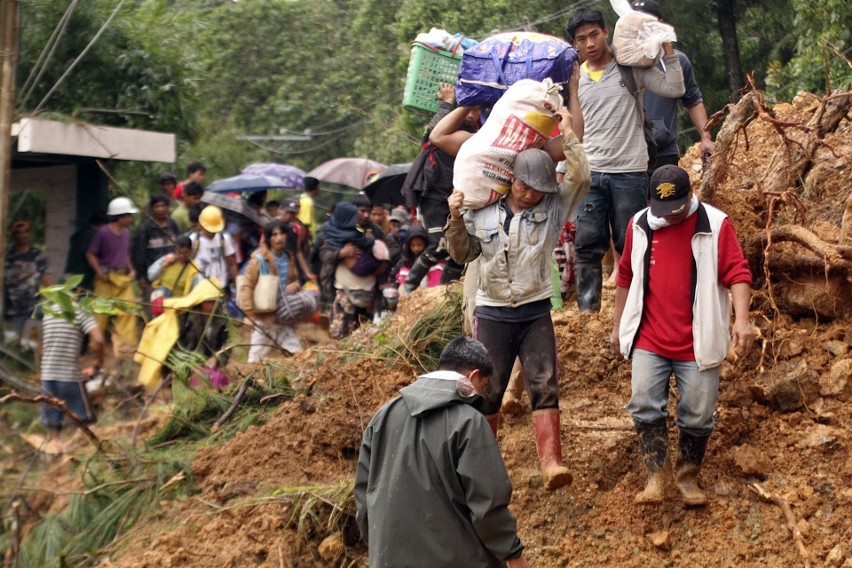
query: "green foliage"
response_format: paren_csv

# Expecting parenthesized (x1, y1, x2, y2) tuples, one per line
(16, 0, 849, 198)
(38, 277, 140, 323)
(378, 286, 463, 373)
(16, 453, 193, 568)
(766, 0, 852, 101)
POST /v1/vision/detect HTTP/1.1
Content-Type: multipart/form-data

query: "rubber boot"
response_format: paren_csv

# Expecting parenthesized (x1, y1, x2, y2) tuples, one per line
(675, 431, 710, 506)
(634, 420, 668, 504)
(440, 258, 464, 285)
(402, 255, 435, 293)
(485, 413, 500, 439)
(532, 409, 572, 491)
(575, 262, 603, 312)
(501, 358, 526, 415)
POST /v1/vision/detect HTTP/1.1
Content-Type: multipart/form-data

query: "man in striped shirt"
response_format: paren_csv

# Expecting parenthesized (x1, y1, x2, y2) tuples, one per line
(40, 304, 105, 447)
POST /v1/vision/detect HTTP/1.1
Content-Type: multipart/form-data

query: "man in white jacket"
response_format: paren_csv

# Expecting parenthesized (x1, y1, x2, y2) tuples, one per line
(610, 165, 754, 506)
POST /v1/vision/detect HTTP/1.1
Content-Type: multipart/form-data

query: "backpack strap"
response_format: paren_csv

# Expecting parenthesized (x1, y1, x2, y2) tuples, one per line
(616, 62, 657, 168)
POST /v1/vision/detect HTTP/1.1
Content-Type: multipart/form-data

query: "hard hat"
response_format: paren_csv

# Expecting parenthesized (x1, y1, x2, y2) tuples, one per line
(106, 197, 139, 216)
(199, 205, 225, 233)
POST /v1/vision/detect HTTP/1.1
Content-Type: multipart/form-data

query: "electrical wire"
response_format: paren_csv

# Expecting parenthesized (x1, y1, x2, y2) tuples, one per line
(33, 0, 127, 115)
(18, 0, 80, 109)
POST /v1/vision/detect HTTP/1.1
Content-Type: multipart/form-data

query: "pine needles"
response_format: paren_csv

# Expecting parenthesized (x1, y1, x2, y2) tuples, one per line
(377, 286, 464, 373)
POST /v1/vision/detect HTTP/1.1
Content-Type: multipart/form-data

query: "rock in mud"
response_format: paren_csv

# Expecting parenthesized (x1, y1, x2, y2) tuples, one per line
(318, 535, 344, 561)
(750, 360, 819, 411)
(824, 545, 844, 567)
(648, 530, 672, 551)
(796, 424, 840, 449)
(819, 359, 851, 400)
(730, 445, 772, 478)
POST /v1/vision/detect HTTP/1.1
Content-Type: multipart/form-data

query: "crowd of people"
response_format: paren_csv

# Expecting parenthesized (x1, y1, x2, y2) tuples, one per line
(4, 2, 761, 563)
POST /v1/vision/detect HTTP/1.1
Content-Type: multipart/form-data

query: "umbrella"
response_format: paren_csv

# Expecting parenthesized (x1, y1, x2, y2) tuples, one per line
(361, 163, 413, 207)
(241, 163, 306, 189)
(208, 174, 288, 194)
(307, 158, 386, 189)
(200, 192, 271, 227)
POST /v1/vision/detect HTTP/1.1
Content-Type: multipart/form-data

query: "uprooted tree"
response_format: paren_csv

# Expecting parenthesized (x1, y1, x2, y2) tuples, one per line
(693, 78, 852, 322)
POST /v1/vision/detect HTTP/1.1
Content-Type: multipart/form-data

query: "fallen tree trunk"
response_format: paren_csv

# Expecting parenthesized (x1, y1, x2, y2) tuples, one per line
(699, 91, 758, 202)
(747, 224, 847, 265)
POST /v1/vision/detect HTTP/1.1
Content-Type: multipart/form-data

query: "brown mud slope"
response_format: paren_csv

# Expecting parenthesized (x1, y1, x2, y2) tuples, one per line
(113, 91, 851, 567)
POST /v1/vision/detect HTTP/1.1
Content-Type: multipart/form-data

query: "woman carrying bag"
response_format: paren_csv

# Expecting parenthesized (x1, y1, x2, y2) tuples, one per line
(238, 221, 303, 362)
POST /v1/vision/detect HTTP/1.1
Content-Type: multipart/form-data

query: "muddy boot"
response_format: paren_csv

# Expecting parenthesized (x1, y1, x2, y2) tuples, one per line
(575, 262, 603, 312)
(501, 359, 526, 415)
(532, 409, 572, 491)
(402, 255, 435, 294)
(485, 413, 500, 438)
(675, 431, 710, 506)
(634, 419, 668, 504)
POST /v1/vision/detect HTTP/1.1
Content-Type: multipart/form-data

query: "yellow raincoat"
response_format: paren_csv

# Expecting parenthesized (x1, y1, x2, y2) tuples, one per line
(135, 278, 222, 390)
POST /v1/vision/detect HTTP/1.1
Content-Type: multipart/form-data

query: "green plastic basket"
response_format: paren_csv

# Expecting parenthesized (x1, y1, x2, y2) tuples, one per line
(402, 42, 463, 115)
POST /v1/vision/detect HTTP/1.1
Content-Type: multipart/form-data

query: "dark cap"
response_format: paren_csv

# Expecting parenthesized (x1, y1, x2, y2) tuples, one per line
(649, 165, 692, 216)
(513, 149, 558, 194)
(631, 0, 663, 19)
(282, 198, 300, 213)
(303, 176, 319, 191)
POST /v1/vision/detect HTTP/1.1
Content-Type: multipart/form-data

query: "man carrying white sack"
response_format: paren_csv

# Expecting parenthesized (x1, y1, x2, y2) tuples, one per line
(565, 7, 685, 312)
(445, 108, 590, 491)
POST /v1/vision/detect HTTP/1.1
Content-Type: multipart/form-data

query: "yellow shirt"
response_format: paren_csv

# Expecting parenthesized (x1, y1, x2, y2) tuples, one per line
(581, 61, 604, 83)
(298, 193, 316, 237)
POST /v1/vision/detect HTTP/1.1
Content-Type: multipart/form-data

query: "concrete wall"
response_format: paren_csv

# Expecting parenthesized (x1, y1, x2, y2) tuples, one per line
(10, 164, 77, 279)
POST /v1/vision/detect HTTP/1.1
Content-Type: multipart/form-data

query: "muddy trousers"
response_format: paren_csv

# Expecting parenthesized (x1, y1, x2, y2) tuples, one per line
(474, 314, 560, 415)
(93, 275, 138, 359)
(574, 171, 648, 311)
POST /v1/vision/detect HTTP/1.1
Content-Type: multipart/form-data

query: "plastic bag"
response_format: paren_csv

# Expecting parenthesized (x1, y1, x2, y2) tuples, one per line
(610, 0, 676, 67)
(456, 32, 577, 107)
(453, 78, 563, 210)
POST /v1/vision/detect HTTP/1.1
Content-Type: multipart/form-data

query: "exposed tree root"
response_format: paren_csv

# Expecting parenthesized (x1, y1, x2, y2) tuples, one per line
(749, 484, 811, 568)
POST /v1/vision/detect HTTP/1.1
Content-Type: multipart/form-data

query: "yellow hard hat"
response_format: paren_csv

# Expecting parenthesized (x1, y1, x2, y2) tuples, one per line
(199, 205, 225, 233)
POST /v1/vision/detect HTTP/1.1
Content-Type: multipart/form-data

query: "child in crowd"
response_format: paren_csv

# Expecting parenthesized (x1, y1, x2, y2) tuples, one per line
(392, 225, 442, 292)
(323, 202, 389, 277)
(147, 235, 198, 314)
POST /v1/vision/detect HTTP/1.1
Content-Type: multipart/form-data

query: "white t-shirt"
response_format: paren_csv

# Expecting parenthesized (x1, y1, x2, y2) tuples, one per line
(191, 232, 235, 287)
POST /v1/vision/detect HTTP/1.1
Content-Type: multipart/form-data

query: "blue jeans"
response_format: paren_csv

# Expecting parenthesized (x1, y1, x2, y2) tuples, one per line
(574, 171, 649, 263)
(627, 349, 719, 436)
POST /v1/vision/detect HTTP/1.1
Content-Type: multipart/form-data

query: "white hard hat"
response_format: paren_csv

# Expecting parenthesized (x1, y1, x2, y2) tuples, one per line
(107, 197, 139, 216)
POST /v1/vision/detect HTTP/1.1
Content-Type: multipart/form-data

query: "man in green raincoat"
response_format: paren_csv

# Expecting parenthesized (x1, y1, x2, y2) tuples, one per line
(355, 337, 529, 567)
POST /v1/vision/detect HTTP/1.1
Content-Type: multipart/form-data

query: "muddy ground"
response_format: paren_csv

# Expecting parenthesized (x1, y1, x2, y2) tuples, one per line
(5, 90, 851, 567)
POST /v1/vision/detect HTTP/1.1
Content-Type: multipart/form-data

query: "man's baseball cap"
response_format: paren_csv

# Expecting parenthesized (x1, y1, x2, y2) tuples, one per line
(389, 208, 408, 224)
(649, 165, 692, 217)
(631, 0, 663, 19)
(513, 149, 558, 194)
(282, 198, 300, 213)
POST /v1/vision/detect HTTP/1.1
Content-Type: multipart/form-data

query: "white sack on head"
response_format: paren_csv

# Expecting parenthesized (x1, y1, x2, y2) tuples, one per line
(453, 78, 563, 210)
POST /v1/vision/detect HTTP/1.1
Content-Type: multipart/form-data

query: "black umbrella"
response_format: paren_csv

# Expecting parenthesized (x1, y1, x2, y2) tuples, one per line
(361, 163, 413, 206)
(200, 192, 271, 227)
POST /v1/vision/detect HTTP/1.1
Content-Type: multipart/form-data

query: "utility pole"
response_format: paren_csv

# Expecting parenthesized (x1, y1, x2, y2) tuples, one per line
(0, 0, 21, 321)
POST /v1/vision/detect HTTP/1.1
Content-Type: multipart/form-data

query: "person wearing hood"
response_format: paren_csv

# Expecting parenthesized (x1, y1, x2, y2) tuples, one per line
(355, 337, 529, 568)
(318, 201, 389, 339)
(391, 224, 442, 292)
